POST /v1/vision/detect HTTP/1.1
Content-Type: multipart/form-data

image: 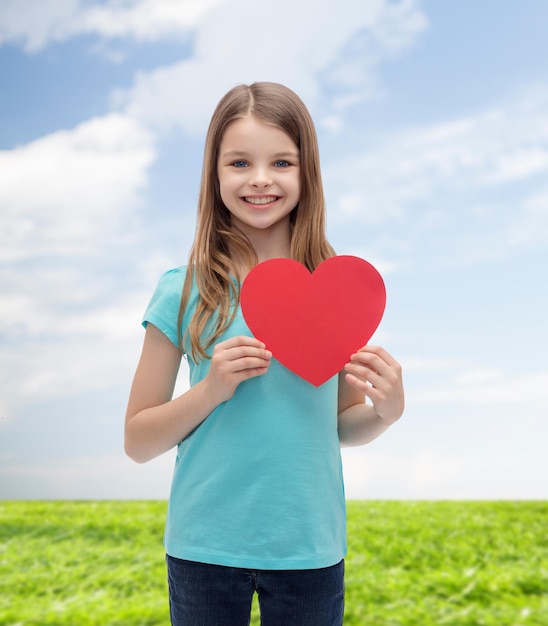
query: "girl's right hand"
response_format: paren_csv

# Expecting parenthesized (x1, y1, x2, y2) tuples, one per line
(204, 336, 272, 404)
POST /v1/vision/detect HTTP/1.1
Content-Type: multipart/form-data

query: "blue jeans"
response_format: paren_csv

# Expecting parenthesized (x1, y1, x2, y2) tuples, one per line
(166, 555, 345, 626)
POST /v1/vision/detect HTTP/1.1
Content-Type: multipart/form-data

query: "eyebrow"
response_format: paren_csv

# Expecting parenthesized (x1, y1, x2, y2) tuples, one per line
(221, 150, 300, 159)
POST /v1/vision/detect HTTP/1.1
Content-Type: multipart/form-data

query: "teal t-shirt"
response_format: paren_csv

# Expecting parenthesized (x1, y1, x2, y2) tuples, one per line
(143, 267, 347, 569)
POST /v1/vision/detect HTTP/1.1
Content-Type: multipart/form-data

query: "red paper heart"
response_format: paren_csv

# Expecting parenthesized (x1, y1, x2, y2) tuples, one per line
(240, 255, 386, 386)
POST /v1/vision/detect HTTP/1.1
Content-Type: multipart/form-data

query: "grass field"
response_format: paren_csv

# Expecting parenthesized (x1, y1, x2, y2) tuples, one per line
(1, 501, 547, 625)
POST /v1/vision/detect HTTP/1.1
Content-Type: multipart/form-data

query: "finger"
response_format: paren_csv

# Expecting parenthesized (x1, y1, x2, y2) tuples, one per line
(231, 355, 273, 373)
(349, 348, 401, 380)
(345, 360, 378, 380)
(353, 345, 401, 370)
(236, 365, 271, 381)
(345, 372, 391, 408)
(344, 371, 375, 396)
(347, 353, 386, 379)
(226, 345, 272, 363)
(344, 364, 382, 392)
(345, 352, 400, 389)
(219, 335, 267, 350)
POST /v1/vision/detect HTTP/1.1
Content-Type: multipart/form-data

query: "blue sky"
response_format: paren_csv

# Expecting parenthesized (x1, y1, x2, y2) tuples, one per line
(1, 0, 547, 499)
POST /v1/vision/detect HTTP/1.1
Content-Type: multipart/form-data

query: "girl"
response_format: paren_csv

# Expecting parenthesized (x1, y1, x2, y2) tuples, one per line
(125, 82, 404, 626)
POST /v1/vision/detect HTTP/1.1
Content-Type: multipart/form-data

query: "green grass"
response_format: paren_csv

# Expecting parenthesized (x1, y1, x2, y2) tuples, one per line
(1, 501, 547, 625)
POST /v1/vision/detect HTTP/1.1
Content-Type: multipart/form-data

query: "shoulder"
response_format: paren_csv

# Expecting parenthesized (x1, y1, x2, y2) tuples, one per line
(155, 266, 188, 291)
(142, 266, 188, 347)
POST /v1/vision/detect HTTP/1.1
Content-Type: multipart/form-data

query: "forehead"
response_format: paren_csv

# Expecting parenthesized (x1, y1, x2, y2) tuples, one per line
(220, 115, 298, 154)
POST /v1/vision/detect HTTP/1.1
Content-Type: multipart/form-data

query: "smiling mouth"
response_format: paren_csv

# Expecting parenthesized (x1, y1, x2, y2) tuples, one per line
(243, 196, 279, 205)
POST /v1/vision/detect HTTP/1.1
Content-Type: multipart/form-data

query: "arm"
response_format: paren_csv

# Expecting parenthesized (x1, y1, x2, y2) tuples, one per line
(124, 324, 272, 463)
(337, 345, 404, 447)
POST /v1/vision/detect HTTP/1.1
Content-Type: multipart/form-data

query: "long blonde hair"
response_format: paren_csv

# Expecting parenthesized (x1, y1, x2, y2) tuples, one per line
(179, 82, 335, 360)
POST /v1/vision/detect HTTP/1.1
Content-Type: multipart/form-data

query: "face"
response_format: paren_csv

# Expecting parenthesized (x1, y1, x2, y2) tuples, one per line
(217, 115, 301, 245)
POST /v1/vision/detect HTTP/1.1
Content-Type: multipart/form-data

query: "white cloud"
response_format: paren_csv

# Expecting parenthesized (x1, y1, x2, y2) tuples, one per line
(0, 313, 139, 412)
(115, 0, 427, 134)
(342, 444, 548, 499)
(4, 437, 547, 499)
(68, 0, 225, 40)
(508, 186, 548, 248)
(322, 0, 427, 103)
(486, 147, 548, 185)
(0, 0, 225, 52)
(401, 356, 465, 372)
(329, 87, 548, 217)
(0, 0, 80, 52)
(324, 84, 548, 265)
(0, 113, 155, 262)
(453, 368, 503, 386)
(0, 452, 175, 499)
(2, 1, 544, 503)
(409, 370, 548, 406)
(0, 113, 159, 415)
(1, 0, 429, 139)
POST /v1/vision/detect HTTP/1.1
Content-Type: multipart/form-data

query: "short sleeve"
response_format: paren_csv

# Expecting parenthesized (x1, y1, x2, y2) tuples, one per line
(142, 267, 186, 347)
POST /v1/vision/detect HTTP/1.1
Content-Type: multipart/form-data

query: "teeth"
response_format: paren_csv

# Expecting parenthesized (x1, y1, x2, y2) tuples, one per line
(245, 196, 277, 205)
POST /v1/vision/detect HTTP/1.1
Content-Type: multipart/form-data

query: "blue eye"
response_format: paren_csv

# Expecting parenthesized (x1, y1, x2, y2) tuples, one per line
(274, 160, 290, 168)
(232, 160, 248, 168)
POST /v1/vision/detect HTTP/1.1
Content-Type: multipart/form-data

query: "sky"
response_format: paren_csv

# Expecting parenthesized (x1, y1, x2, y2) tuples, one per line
(1, 0, 547, 500)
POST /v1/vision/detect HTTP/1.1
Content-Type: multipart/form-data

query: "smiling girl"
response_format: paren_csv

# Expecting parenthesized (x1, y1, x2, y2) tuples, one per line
(125, 82, 404, 626)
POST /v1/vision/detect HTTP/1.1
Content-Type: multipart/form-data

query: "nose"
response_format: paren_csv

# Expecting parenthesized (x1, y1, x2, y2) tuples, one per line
(249, 167, 272, 188)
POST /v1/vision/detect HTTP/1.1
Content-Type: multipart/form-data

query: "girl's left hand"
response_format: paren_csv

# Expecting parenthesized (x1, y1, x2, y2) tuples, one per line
(343, 345, 404, 424)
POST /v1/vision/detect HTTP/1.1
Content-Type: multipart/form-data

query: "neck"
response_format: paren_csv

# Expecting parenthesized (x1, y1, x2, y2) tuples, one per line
(253, 232, 291, 263)
(229, 224, 291, 279)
